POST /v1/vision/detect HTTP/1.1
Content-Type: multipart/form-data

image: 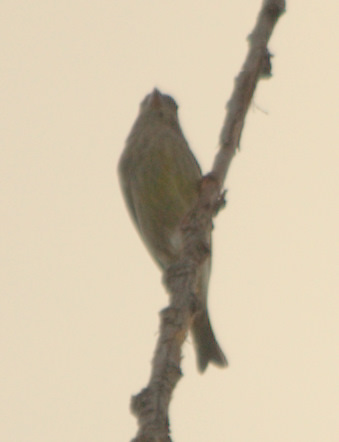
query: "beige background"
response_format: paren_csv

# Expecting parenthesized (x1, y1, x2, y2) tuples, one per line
(1, 1, 338, 441)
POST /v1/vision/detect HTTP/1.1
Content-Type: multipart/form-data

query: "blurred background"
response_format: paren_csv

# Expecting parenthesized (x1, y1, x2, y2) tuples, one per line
(1, 1, 338, 440)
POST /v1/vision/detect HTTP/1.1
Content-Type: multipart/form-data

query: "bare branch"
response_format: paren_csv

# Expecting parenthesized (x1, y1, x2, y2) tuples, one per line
(130, 1, 285, 440)
(213, 0, 285, 186)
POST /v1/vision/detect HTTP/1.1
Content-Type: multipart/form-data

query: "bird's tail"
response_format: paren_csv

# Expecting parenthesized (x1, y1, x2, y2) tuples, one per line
(191, 309, 228, 373)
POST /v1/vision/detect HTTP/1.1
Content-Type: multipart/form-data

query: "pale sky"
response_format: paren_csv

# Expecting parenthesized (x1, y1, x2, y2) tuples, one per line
(1, 1, 339, 441)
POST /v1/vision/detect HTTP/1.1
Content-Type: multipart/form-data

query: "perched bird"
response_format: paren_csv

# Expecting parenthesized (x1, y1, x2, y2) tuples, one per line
(118, 88, 227, 372)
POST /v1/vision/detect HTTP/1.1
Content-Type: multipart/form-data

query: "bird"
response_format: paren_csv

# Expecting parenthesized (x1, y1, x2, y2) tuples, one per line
(118, 88, 227, 372)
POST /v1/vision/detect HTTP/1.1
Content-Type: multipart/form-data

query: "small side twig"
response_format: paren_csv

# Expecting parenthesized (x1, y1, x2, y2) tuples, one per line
(130, 1, 285, 441)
